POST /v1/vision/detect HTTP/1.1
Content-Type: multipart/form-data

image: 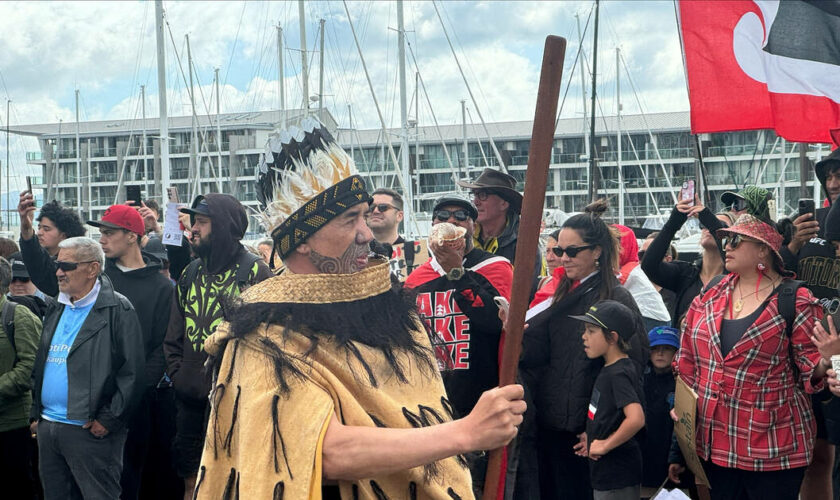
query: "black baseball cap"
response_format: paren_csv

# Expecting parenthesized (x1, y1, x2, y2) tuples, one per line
(179, 195, 210, 222)
(8, 253, 29, 280)
(432, 193, 478, 220)
(570, 300, 636, 341)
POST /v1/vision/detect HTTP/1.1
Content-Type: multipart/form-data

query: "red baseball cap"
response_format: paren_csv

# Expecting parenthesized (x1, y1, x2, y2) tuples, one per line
(88, 204, 145, 235)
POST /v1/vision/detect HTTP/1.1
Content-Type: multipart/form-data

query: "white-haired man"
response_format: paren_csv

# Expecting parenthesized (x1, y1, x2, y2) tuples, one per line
(29, 237, 144, 499)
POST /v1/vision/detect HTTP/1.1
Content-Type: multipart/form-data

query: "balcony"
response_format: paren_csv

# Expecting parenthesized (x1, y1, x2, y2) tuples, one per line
(26, 151, 43, 161)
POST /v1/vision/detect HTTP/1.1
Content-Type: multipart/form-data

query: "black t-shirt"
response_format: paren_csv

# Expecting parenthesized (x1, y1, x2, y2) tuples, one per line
(586, 357, 644, 491)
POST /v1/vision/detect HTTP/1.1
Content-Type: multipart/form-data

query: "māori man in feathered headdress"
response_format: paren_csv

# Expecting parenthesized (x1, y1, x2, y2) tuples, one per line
(193, 118, 525, 499)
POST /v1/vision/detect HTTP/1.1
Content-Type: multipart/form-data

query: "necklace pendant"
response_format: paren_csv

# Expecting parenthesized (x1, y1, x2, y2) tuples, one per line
(734, 300, 743, 313)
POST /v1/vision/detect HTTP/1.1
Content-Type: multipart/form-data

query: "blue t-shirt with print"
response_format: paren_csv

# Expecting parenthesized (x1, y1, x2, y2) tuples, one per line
(40, 301, 96, 425)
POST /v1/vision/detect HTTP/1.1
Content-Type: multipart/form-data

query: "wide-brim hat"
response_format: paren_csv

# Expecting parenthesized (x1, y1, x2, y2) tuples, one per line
(432, 194, 478, 220)
(716, 214, 792, 276)
(456, 168, 523, 213)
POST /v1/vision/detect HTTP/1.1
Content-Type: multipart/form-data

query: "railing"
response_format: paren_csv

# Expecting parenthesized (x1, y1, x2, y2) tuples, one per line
(89, 147, 117, 158)
(92, 173, 119, 183)
(26, 151, 43, 161)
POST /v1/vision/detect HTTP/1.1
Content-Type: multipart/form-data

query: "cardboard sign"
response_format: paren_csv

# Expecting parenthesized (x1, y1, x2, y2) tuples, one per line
(674, 376, 711, 488)
(389, 240, 429, 282)
(162, 202, 187, 246)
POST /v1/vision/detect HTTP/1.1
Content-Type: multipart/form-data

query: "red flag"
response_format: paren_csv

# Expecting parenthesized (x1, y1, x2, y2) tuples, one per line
(678, 0, 840, 143)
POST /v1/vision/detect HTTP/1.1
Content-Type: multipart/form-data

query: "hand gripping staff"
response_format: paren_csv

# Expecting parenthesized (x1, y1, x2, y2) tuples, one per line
(482, 35, 566, 500)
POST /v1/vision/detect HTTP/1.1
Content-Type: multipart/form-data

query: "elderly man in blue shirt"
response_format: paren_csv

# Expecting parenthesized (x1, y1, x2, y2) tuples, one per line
(29, 237, 144, 500)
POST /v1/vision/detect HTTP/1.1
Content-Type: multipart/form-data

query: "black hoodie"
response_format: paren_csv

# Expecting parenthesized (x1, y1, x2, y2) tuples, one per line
(790, 149, 840, 301)
(163, 194, 272, 403)
(104, 252, 173, 388)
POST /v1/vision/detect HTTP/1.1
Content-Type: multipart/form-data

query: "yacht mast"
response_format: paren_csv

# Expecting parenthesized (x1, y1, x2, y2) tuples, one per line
(155, 0, 171, 202)
(318, 18, 325, 117)
(277, 24, 286, 127)
(397, 0, 414, 236)
(187, 34, 197, 195)
(577, 13, 590, 160)
(141, 85, 148, 197)
(588, 0, 600, 202)
(298, 0, 309, 111)
(75, 89, 81, 219)
(616, 47, 624, 224)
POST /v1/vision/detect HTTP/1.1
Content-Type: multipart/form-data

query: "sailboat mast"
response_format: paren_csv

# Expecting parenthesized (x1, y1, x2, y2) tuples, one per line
(577, 14, 590, 160)
(298, 0, 309, 111)
(319, 18, 325, 117)
(75, 89, 81, 219)
(141, 85, 148, 197)
(397, 0, 414, 236)
(588, 0, 600, 202)
(215, 68, 223, 195)
(616, 46, 623, 224)
(187, 34, 197, 193)
(155, 0, 171, 202)
(277, 25, 285, 127)
(462, 99, 468, 179)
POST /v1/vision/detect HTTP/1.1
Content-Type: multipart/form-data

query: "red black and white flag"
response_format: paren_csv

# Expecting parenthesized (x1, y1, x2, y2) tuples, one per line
(678, 0, 840, 143)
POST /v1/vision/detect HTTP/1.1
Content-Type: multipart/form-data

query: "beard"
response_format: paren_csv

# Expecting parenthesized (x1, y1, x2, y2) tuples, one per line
(191, 235, 212, 259)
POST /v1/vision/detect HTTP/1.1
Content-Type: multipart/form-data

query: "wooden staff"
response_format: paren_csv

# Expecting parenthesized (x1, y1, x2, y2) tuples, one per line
(482, 35, 566, 500)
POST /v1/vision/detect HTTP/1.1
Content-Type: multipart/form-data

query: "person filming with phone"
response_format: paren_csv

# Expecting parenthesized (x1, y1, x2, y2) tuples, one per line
(17, 190, 86, 298)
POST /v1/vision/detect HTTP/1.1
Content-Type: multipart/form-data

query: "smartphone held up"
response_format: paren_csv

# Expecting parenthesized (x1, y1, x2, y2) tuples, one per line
(679, 180, 695, 207)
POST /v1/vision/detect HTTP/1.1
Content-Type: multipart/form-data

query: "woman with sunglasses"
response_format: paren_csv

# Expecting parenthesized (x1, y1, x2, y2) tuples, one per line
(670, 214, 832, 499)
(520, 199, 648, 499)
(641, 195, 734, 328)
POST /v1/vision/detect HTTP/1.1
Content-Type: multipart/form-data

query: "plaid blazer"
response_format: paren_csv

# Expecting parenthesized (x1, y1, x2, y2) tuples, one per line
(675, 274, 824, 471)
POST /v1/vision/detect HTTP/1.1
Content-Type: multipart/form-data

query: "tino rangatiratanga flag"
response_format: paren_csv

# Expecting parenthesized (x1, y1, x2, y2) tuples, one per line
(678, 0, 840, 143)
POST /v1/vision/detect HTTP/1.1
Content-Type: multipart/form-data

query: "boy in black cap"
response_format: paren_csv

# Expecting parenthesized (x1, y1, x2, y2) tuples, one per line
(572, 300, 645, 500)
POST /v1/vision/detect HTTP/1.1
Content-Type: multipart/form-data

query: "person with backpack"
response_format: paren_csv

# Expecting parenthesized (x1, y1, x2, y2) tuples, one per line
(162, 194, 272, 499)
(669, 214, 832, 499)
(0, 257, 43, 498)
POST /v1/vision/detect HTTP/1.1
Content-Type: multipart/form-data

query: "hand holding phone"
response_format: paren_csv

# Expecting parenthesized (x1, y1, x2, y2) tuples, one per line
(798, 199, 816, 219)
(679, 180, 695, 206)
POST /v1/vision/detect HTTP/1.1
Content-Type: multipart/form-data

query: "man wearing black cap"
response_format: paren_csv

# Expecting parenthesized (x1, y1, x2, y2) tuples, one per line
(87, 205, 179, 499)
(458, 168, 545, 279)
(162, 193, 272, 498)
(404, 193, 514, 494)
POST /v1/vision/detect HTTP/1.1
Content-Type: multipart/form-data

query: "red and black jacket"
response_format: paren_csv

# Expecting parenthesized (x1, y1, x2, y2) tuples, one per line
(405, 248, 513, 418)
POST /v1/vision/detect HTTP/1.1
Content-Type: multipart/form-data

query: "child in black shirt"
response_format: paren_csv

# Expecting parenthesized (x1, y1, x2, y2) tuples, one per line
(641, 326, 680, 492)
(572, 300, 646, 500)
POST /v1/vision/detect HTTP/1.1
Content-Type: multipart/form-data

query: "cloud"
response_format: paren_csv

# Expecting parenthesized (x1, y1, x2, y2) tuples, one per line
(0, 0, 690, 192)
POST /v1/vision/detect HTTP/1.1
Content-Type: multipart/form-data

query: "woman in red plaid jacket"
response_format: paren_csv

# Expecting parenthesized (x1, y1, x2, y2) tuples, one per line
(673, 214, 834, 499)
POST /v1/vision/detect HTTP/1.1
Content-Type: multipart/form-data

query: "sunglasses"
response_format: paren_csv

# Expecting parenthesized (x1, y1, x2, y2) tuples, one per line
(367, 203, 396, 214)
(470, 190, 498, 201)
(56, 260, 97, 272)
(551, 244, 596, 258)
(721, 234, 758, 250)
(11, 277, 30, 283)
(726, 199, 748, 212)
(434, 209, 471, 222)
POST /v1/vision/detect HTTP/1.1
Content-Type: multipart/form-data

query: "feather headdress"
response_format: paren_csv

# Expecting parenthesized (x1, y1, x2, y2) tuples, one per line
(256, 117, 371, 258)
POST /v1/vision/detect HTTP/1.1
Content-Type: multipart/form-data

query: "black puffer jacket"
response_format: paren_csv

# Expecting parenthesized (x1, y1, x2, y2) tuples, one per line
(520, 276, 648, 433)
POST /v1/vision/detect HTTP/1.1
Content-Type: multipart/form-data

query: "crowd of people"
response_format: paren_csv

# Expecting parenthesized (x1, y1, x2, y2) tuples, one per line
(3, 139, 840, 500)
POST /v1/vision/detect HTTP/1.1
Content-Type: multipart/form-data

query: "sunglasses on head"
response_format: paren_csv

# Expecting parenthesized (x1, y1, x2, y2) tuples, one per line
(434, 209, 471, 222)
(56, 260, 97, 272)
(721, 234, 757, 250)
(367, 203, 396, 214)
(551, 244, 596, 258)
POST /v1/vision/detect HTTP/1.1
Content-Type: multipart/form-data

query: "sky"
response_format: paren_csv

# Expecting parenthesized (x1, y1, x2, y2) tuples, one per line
(0, 0, 689, 193)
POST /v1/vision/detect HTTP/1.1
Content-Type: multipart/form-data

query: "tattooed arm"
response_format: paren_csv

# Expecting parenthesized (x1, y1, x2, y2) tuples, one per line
(322, 385, 525, 480)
